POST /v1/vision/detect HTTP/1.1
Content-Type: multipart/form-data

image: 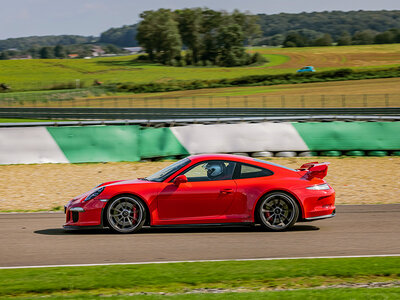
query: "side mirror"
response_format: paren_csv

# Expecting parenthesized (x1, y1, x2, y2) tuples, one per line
(173, 175, 188, 186)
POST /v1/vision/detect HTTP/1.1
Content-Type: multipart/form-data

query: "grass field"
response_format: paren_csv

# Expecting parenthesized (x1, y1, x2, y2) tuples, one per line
(5, 288, 399, 300)
(1, 44, 399, 92)
(0, 257, 399, 299)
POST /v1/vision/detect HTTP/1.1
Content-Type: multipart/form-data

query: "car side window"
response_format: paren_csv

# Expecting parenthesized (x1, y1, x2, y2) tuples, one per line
(183, 160, 236, 182)
(238, 163, 273, 179)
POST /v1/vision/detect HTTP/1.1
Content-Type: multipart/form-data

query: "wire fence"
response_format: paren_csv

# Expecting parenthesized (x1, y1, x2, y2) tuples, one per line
(0, 93, 399, 108)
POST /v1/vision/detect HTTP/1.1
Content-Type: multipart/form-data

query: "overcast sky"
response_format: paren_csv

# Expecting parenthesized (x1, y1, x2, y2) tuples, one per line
(1, 0, 400, 39)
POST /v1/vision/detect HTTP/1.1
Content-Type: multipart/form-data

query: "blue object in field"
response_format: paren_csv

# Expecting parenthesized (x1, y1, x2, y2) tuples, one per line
(297, 66, 316, 73)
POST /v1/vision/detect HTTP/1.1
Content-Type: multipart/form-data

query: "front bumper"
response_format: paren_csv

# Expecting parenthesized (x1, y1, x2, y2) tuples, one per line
(303, 209, 336, 221)
(64, 198, 106, 228)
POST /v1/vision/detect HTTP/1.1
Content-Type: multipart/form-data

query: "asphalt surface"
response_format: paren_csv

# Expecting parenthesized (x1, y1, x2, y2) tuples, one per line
(0, 204, 399, 267)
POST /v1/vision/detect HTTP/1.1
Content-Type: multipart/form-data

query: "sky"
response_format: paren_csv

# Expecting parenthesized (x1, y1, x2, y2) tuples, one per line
(1, 0, 400, 39)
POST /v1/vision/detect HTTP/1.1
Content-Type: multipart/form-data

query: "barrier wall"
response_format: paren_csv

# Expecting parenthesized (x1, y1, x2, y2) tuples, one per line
(0, 122, 399, 164)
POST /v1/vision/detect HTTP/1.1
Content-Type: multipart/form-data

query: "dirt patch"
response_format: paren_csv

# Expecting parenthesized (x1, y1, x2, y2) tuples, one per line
(1, 157, 399, 211)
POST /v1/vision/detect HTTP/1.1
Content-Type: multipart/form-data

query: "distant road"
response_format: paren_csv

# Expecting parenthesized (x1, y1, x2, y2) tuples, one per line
(0, 204, 399, 267)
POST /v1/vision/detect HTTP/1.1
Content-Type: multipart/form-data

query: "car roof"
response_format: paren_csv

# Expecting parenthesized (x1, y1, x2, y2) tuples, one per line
(186, 154, 296, 172)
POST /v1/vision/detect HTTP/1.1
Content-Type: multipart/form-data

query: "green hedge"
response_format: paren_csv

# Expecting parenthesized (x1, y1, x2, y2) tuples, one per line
(111, 67, 400, 93)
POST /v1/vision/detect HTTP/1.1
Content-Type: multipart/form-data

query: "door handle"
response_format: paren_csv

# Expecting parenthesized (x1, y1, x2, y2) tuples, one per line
(220, 189, 233, 195)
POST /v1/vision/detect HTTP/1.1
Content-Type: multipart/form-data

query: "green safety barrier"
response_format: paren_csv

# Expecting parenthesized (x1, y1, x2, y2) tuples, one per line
(139, 127, 189, 158)
(293, 122, 400, 151)
(346, 150, 366, 156)
(367, 150, 388, 156)
(320, 151, 342, 157)
(47, 125, 141, 163)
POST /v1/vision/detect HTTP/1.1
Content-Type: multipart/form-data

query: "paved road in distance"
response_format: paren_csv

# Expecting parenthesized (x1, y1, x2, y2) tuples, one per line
(0, 205, 399, 267)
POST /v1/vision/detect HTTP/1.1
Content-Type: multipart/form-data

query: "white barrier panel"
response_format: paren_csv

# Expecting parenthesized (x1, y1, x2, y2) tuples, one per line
(171, 122, 309, 154)
(0, 127, 68, 164)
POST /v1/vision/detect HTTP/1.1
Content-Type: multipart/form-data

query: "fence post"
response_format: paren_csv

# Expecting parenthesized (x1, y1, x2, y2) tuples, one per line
(341, 95, 346, 107)
(385, 94, 389, 107)
(281, 95, 285, 108)
(363, 94, 367, 107)
(262, 96, 266, 108)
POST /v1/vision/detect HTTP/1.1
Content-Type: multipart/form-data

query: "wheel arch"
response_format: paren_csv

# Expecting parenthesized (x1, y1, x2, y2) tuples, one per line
(253, 189, 304, 224)
(103, 193, 151, 227)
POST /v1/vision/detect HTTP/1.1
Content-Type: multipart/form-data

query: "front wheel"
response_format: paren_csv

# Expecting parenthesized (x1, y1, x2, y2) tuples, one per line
(106, 196, 146, 233)
(258, 192, 299, 231)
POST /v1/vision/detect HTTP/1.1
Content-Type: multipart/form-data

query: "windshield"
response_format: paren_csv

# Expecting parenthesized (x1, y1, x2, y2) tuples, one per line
(145, 158, 191, 182)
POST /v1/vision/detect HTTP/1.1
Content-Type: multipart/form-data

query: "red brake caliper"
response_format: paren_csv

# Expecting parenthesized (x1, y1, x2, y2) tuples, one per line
(132, 206, 138, 224)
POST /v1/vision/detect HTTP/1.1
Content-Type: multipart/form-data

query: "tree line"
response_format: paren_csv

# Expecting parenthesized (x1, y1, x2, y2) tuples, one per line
(0, 9, 399, 55)
(279, 28, 400, 47)
(136, 8, 264, 67)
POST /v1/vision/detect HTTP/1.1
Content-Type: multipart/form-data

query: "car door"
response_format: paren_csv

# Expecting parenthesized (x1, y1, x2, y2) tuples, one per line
(232, 163, 274, 217)
(156, 160, 237, 223)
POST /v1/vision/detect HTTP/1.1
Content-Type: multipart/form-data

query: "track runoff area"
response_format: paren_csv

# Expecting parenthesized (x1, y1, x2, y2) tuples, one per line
(0, 205, 399, 268)
(0, 205, 399, 299)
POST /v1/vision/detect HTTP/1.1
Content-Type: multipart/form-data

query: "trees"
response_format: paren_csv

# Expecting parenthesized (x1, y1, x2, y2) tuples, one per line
(39, 46, 54, 59)
(137, 8, 262, 67)
(175, 8, 202, 64)
(352, 30, 376, 45)
(283, 31, 308, 47)
(99, 25, 139, 47)
(337, 31, 352, 46)
(313, 33, 333, 46)
(54, 45, 66, 58)
(137, 9, 182, 64)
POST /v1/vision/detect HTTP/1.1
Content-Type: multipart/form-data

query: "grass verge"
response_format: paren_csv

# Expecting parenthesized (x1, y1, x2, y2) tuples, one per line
(0, 257, 399, 298)
(3, 287, 400, 300)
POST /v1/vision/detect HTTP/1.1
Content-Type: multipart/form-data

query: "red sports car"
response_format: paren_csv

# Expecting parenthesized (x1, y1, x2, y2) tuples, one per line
(64, 154, 335, 233)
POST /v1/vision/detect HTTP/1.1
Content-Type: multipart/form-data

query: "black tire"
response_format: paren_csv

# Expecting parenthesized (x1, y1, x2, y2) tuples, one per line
(106, 195, 146, 233)
(258, 192, 299, 231)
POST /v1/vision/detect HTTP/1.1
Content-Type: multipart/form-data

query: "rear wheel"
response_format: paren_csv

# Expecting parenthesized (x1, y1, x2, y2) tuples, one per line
(258, 192, 299, 231)
(106, 196, 145, 233)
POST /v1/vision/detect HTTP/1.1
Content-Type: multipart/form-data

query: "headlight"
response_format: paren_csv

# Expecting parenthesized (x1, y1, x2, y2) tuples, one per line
(84, 187, 105, 202)
(306, 183, 330, 190)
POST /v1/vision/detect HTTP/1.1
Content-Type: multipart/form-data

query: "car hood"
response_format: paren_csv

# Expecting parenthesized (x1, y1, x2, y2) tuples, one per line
(70, 179, 154, 202)
(100, 179, 156, 187)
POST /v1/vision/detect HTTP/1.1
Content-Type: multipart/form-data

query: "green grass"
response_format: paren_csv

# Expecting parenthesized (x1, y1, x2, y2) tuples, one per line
(1, 44, 399, 92)
(3, 288, 400, 300)
(0, 55, 285, 92)
(0, 257, 399, 298)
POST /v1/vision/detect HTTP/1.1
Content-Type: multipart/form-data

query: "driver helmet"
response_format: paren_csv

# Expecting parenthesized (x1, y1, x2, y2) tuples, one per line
(204, 162, 225, 179)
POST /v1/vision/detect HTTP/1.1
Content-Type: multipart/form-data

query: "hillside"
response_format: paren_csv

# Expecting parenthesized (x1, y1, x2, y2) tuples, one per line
(0, 35, 97, 51)
(257, 10, 400, 41)
(1, 10, 399, 50)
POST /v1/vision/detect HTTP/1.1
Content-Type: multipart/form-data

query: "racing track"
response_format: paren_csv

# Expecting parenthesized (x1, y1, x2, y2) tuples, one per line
(0, 204, 399, 268)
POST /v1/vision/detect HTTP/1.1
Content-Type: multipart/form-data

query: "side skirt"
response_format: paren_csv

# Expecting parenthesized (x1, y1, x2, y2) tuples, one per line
(150, 222, 254, 228)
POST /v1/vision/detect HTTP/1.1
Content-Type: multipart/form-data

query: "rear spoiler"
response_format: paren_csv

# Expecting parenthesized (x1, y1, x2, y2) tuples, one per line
(297, 162, 330, 180)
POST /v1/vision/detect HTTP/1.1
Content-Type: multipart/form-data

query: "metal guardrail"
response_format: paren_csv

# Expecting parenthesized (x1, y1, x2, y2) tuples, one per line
(1, 107, 400, 120)
(1, 115, 400, 128)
